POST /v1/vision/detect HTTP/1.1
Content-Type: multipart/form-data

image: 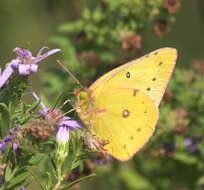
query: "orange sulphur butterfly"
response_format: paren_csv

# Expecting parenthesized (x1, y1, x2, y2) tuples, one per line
(76, 47, 177, 161)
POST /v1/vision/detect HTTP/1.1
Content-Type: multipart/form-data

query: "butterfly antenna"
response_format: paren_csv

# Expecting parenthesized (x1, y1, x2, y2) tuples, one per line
(55, 107, 80, 120)
(58, 99, 72, 110)
(56, 59, 83, 88)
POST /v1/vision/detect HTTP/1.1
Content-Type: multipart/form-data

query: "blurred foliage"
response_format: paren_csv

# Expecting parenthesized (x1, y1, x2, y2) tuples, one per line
(44, 0, 179, 100)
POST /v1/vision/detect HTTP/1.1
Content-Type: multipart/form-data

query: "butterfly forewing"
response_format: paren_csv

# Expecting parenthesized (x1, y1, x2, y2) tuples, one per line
(90, 48, 177, 106)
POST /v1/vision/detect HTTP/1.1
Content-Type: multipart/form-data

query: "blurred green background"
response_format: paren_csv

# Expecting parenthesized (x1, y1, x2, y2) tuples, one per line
(0, 0, 204, 66)
(1, 0, 204, 190)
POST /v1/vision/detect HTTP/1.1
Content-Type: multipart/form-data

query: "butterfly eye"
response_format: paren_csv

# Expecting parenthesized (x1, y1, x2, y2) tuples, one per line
(126, 72, 131, 78)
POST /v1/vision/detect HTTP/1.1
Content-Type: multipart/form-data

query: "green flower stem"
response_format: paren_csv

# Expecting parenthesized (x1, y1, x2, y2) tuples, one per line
(52, 174, 66, 190)
(51, 142, 70, 190)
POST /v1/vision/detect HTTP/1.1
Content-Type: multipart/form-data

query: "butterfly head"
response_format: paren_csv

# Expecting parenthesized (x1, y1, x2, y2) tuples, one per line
(75, 87, 93, 103)
(77, 89, 89, 101)
(74, 87, 95, 125)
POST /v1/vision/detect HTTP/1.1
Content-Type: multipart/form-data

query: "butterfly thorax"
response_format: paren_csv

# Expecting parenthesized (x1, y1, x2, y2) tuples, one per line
(75, 88, 98, 129)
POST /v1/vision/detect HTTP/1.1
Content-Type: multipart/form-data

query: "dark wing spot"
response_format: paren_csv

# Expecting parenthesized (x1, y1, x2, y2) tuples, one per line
(159, 61, 163, 66)
(154, 52, 158, 55)
(152, 77, 157, 81)
(126, 72, 131, 78)
(122, 109, 130, 118)
(133, 89, 138, 96)
(144, 110, 147, 113)
(145, 54, 149, 58)
(123, 144, 127, 148)
(130, 136, 134, 140)
(146, 87, 151, 91)
(137, 128, 141, 132)
(142, 101, 144, 104)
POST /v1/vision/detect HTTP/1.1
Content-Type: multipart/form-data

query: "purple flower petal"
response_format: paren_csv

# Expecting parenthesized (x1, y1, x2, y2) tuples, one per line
(185, 139, 192, 146)
(18, 64, 31, 75)
(11, 58, 21, 69)
(0, 63, 14, 88)
(9, 124, 20, 134)
(13, 47, 32, 58)
(93, 154, 112, 165)
(18, 187, 27, 190)
(36, 46, 48, 57)
(4, 135, 12, 143)
(56, 126, 70, 143)
(29, 64, 38, 73)
(12, 142, 18, 151)
(0, 135, 12, 150)
(0, 141, 6, 150)
(34, 48, 61, 64)
(60, 119, 81, 129)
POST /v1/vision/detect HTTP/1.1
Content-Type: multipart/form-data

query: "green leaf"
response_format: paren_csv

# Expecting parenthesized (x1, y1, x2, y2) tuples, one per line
(6, 172, 29, 189)
(118, 165, 154, 190)
(28, 153, 45, 165)
(61, 174, 96, 189)
(173, 152, 198, 165)
(5, 165, 13, 182)
(197, 176, 204, 186)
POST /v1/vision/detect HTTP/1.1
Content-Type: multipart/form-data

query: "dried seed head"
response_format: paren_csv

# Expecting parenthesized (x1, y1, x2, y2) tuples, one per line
(27, 119, 54, 140)
(192, 59, 204, 73)
(154, 19, 170, 38)
(163, 0, 181, 14)
(121, 33, 142, 50)
(78, 51, 99, 66)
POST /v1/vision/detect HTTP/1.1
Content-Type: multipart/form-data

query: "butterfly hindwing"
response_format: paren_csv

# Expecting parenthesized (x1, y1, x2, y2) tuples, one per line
(92, 88, 159, 161)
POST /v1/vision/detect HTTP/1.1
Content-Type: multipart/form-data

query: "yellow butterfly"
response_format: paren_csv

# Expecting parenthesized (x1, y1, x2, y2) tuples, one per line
(76, 47, 177, 161)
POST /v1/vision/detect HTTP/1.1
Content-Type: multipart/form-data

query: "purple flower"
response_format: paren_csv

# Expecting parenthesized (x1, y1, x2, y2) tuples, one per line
(12, 142, 19, 151)
(56, 117, 81, 143)
(56, 126, 70, 143)
(92, 154, 112, 165)
(0, 47, 61, 88)
(18, 187, 27, 190)
(0, 135, 12, 150)
(0, 141, 7, 150)
(0, 125, 21, 151)
(32, 92, 82, 143)
(0, 63, 13, 88)
(185, 136, 202, 153)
